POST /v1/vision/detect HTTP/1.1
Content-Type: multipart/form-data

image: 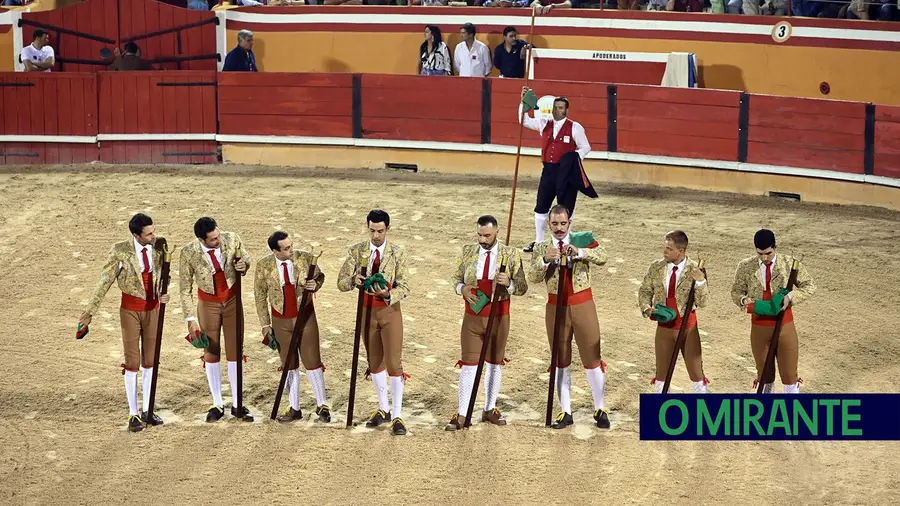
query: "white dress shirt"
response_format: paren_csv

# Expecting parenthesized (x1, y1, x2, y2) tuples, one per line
(201, 243, 224, 270)
(542, 234, 587, 268)
(369, 241, 386, 272)
(455, 242, 515, 295)
(133, 238, 153, 272)
(759, 253, 777, 290)
(518, 104, 591, 160)
(454, 39, 492, 77)
(277, 258, 295, 287)
(665, 257, 706, 293)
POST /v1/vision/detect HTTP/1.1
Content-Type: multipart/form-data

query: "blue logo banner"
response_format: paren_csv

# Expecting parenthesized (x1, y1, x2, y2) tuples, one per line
(639, 394, 900, 440)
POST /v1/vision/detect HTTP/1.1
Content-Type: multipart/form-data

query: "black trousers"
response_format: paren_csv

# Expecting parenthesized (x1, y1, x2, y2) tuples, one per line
(535, 162, 579, 216)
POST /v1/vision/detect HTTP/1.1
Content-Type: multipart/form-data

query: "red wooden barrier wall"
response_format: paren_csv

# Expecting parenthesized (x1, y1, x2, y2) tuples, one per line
(217, 72, 353, 137)
(361, 74, 482, 144)
(618, 85, 740, 161)
(98, 71, 217, 164)
(491, 78, 608, 152)
(533, 57, 666, 87)
(0, 73, 97, 164)
(874, 105, 900, 179)
(119, 0, 217, 71)
(20, 0, 216, 74)
(21, 0, 118, 73)
(747, 95, 866, 174)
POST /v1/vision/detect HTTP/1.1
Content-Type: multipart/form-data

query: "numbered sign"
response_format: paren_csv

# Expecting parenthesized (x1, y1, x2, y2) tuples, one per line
(771, 21, 792, 44)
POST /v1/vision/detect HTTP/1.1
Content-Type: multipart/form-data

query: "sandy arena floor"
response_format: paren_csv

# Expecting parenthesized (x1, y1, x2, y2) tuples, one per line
(1, 164, 899, 505)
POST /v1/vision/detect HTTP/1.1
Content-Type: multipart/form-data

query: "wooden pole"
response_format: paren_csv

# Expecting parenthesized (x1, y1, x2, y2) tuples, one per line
(661, 259, 705, 394)
(756, 259, 800, 394)
(146, 238, 171, 422)
(233, 242, 245, 414)
(269, 253, 321, 420)
(545, 254, 569, 427)
(345, 258, 370, 427)
(503, 7, 538, 244)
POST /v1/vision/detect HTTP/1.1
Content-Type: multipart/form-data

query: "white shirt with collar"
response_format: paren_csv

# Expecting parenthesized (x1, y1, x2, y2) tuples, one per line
(132, 238, 154, 272)
(454, 39, 492, 77)
(201, 243, 224, 270)
(369, 241, 386, 272)
(277, 257, 295, 287)
(518, 105, 592, 160)
(455, 242, 515, 295)
(542, 234, 587, 268)
(759, 253, 776, 289)
(665, 257, 706, 294)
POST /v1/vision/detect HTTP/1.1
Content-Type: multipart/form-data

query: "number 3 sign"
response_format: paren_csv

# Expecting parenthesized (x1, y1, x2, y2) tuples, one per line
(771, 21, 792, 43)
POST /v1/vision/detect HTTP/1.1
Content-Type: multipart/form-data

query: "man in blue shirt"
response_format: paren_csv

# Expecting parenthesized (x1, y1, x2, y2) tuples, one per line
(222, 30, 258, 72)
(493, 26, 531, 79)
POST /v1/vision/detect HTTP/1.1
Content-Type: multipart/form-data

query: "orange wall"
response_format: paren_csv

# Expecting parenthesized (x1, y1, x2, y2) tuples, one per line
(0, 31, 11, 72)
(229, 29, 900, 105)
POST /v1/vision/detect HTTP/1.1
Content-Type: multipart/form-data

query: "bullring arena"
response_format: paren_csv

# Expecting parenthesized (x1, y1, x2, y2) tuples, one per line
(2, 1, 900, 505)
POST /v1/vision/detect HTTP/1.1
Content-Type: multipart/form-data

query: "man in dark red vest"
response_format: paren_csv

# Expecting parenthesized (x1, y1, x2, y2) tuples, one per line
(519, 86, 597, 253)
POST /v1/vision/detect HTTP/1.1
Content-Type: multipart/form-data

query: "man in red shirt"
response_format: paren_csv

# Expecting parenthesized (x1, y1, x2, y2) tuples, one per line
(519, 86, 595, 253)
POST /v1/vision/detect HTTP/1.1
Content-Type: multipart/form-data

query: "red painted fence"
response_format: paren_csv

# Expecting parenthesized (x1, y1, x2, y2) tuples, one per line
(1, 71, 899, 187)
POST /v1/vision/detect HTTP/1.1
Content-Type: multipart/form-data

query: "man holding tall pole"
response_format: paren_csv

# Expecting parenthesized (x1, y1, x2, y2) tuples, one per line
(528, 204, 610, 430)
(337, 209, 411, 436)
(79, 213, 170, 432)
(444, 215, 528, 431)
(638, 230, 710, 394)
(518, 87, 598, 253)
(254, 231, 330, 423)
(730, 229, 816, 394)
(179, 217, 253, 422)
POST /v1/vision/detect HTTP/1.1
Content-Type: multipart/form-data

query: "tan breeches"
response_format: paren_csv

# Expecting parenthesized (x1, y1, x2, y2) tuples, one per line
(750, 322, 799, 384)
(544, 300, 603, 369)
(363, 303, 404, 376)
(654, 325, 705, 382)
(460, 312, 510, 365)
(198, 297, 238, 363)
(120, 307, 159, 370)
(271, 306, 323, 370)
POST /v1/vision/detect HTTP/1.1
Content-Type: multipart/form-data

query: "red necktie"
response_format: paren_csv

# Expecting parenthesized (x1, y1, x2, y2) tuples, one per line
(142, 247, 154, 301)
(558, 240, 564, 255)
(482, 250, 491, 280)
(141, 247, 151, 273)
(372, 249, 381, 274)
(282, 262, 291, 288)
(668, 265, 678, 297)
(765, 263, 772, 293)
(208, 250, 222, 273)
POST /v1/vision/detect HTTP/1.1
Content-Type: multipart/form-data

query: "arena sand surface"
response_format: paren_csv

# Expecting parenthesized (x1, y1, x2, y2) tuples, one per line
(1, 164, 899, 505)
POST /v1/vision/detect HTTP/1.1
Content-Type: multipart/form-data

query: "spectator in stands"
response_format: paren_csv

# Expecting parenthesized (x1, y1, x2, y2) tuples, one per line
(223, 30, 258, 72)
(187, 0, 211, 9)
(453, 23, 492, 78)
(21, 29, 55, 73)
(493, 26, 530, 79)
(323, 0, 363, 4)
(483, 0, 530, 7)
(419, 25, 451, 76)
(742, 0, 787, 15)
(615, 0, 643, 8)
(109, 43, 153, 71)
(530, 0, 577, 14)
(667, 0, 703, 10)
(412, 0, 450, 5)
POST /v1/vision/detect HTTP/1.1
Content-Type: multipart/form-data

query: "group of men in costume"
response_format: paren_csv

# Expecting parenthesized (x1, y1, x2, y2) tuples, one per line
(79, 87, 816, 434)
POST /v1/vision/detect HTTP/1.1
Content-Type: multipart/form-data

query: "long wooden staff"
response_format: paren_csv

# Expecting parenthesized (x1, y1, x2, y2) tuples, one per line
(146, 237, 172, 421)
(545, 254, 569, 427)
(504, 7, 538, 243)
(756, 258, 800, 394)
(346, 254, 371, 428)
(463, 257, 509, 428)
(661, 259, 706, 394)
(233, 243, 246, 414)
(270, 253, 322, 420)
(459, 6, 538, 429)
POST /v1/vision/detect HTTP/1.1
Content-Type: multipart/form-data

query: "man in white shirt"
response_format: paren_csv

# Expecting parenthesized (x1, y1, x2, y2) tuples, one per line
(637, 230, 710, 394)
(453, 23, 492, 78)
(518, 87, 595, 253)
(444, 215, 528, 431)
(21, 29, 55, 72)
